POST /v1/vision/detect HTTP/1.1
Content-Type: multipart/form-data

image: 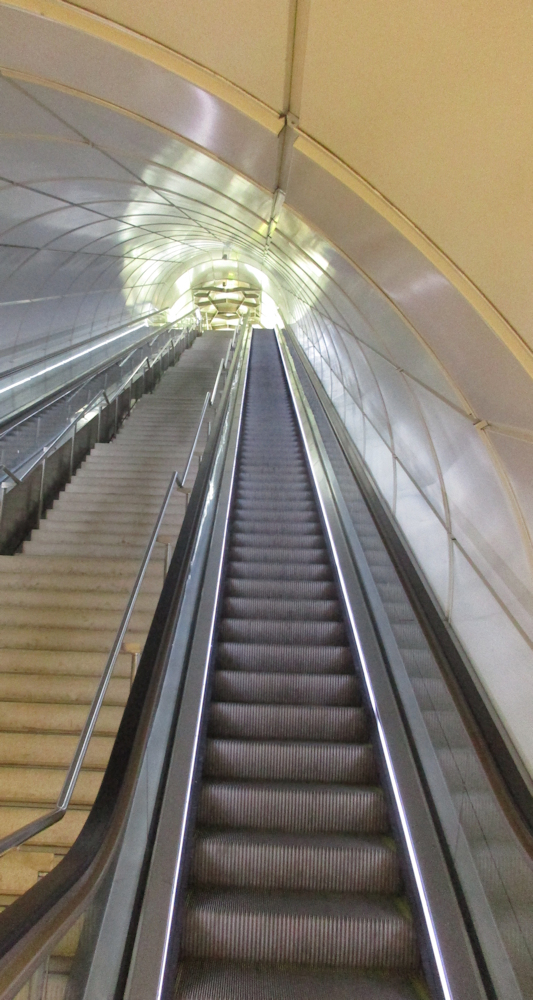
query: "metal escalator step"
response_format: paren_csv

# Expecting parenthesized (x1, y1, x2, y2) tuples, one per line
(218, 619, 347, 645)
(237, 472, 309, 484)
(222, 598, 342, 621)
(175, 959, 424, 1000)
(196, 780, 388, 833)
(229, 546, 329, 566)
(230, 520, 321, 536)
(183, 888, 419, 968)
(208, 703, 368, 742)
(232, 509, 320, 524)
(204, 739, 377, 783)
(192, 831, 400, 893)
(226, 561, 333, 581)
(224, 579, 337, 599)
(234, 499, 316, 513)
(212, 672, 358, 705)
(216, 643, 352, 673)
(231, 533, 326, 550)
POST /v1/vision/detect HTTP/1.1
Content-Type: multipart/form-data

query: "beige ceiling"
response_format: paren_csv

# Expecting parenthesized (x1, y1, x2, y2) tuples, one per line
(50, 0, 533, 355)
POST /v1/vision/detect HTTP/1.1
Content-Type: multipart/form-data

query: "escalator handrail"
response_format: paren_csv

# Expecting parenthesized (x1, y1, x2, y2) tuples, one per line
(0, 327, 246, 1000)
(276, 329, 488, 1000)
(287, 327, 533, 853)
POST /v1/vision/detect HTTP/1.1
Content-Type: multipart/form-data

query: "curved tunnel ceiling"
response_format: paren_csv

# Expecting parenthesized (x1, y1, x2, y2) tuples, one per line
(1, 1, 533, 777)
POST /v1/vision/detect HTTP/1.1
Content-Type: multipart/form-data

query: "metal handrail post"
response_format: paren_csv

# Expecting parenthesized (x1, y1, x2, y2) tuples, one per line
(210, 359, 224, 405)
(179, 392, 211, 487)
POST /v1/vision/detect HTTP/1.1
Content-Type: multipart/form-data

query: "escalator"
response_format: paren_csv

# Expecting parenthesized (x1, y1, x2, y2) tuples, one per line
(174, 330, 424, 997)
(0, 327, 508, 1000)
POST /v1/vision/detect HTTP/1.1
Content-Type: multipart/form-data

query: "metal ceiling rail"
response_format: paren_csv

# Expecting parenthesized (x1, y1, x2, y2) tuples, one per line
(0, 332, 237, 863)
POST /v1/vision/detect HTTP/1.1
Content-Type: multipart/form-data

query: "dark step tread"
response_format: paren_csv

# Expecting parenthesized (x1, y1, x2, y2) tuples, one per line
(175, 960, 424, 1000)
(198, 781, 389, 833)
(204, 739, 377, 783)
(208, 703, 368, 742)
(183, 889, 419, 968)
(226, 561, 334, 581)
(212, 672, 359, 705)
(224, 579, 337, 599)
(222, 597, 342, 621)
(216, 643, 353, 673)
(192, 830, 400, 893)
(218, 619, 347, 644)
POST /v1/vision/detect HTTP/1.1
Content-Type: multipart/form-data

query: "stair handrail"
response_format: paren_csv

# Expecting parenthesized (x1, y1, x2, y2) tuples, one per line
(0, 470, 180, 859)
(0, 329, 187, 489)
(0, 333, 237, 859)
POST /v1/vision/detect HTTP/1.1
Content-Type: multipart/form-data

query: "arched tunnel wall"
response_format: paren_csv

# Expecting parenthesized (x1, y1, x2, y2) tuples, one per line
(0, 1, 532, 781)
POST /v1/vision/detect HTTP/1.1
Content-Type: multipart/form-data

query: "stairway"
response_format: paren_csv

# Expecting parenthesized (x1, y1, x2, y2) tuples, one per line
(175, 331, 427, 999)
(0, 331, 230, 908)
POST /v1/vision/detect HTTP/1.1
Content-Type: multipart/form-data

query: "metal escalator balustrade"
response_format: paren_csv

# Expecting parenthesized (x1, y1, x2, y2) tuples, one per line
(175, 330, 423, 998)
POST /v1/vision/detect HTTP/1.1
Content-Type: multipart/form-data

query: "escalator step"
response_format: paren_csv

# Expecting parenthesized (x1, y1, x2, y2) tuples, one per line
(234, 499, 316, 513)
(216, 643, 352, 673)
(222, 598, 342, 621)
(224, 579, 337, 599)
(182, 888, 419, 969)
(218, 619, 347, 645)
(229, 546, 329, 565)
(226, 561, 333, 581)
(208, 703, 367, 741)
(191, 830, 400, 893)
(175, 960, 423, 1000)
(197, 780, 389, 833)
(230, 520, 321, 536)
(204, 739, 376, 783)
(231, 533, 326, 550)
(232, 509, 320, 524)
(212, 671, 359, 705)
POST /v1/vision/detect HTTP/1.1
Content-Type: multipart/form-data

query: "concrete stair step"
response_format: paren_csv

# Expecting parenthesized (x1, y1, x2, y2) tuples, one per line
(0, 573, 161, 594)
(0, 606, 151, 631)
(30, 527, 158, 547)
(0, 650, 131, 676)
(44, 509, 182, 527)
(51, 495, 185, 511)
(72, 471, 181, 484)
(0, 849, 62, 898)
(0, 805, 88, 847)
(0, 732, 115, 768)
(64, 482, 172, 497)
(0, 589, 157, 613)
(0, 556, 162, 576)
(0, 625, 145, 652)
(0, 703, 121, 736)
(0, 674, 128, 704)
(0, 766, 102, 805)
(22, 541, 165, 559)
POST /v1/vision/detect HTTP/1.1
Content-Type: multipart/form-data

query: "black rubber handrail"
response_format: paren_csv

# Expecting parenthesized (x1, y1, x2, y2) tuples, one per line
(0, 332, 243, 998)
(287, 329, 533, 852)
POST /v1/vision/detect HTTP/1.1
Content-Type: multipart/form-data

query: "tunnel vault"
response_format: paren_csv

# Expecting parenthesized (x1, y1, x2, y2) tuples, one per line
(0, 2, 532, 785)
